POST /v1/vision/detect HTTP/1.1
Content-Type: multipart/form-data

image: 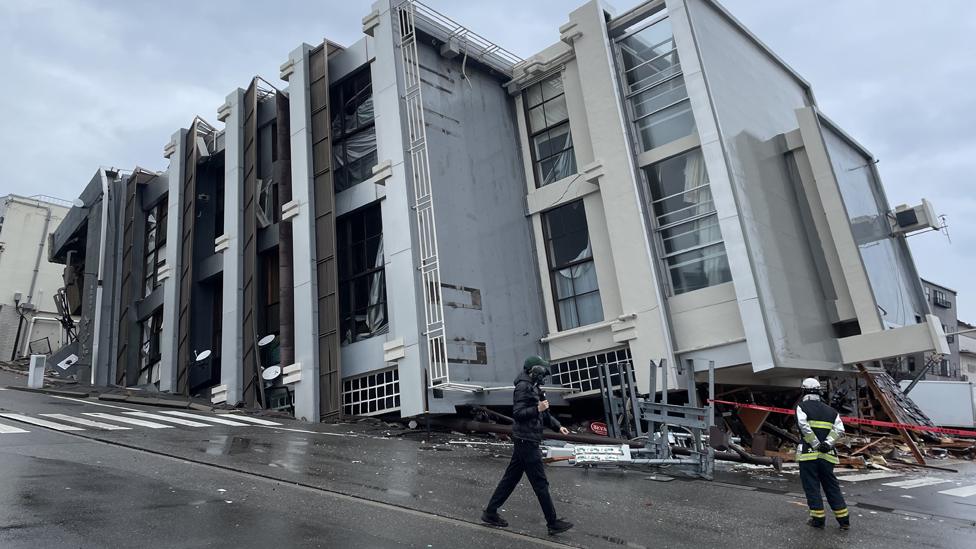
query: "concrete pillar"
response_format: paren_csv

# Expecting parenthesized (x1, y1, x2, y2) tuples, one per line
(218, 90, 245, 405)
(158, 130, 186, 392)
(285, 44, 322, 422)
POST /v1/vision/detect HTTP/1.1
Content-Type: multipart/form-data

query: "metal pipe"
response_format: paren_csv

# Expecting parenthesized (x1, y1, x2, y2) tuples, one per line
(90, 169, 111, 385)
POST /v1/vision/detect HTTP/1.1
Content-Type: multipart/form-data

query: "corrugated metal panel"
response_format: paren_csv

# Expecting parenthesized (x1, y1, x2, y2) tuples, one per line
(241, 81, 260, 406)
(115, 173, 141, 386)
(308, 44, 341, 421)
(176, 123, 202, 395)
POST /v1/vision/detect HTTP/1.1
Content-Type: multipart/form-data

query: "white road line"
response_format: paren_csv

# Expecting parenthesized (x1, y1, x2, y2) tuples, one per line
(0, 413, 85, 431)
(83, 413, 173, 429)
(938, 484, 976, 498)
(215, 414, 282, 426)
(0, 422, 30, 434)
(123, 411, 212, 427)
(882, 477, 952, 489)
(47, 395, 138, 411)
(837, 472, 903, 482)
(159, 411, 249, 426)
(41, 414, 132, 431)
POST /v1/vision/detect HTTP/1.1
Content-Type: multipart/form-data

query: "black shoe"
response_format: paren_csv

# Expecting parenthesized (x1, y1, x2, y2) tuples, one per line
(547, 519, 574, 535)
(807, 518, 825, 529)
(481, 511, 508, 528)
(838, 517, 850, 531)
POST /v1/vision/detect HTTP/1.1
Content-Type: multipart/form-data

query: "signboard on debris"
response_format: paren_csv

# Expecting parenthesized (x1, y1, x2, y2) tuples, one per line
(589, 422, 608, 436)
(572, 444, 632, 465)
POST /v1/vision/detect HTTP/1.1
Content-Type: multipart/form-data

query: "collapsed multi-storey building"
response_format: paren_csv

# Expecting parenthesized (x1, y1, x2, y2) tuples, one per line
(47, 0, 950, 422)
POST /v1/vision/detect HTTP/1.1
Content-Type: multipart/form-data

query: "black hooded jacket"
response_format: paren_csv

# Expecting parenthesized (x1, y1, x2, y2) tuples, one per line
(511, 371, 562, 443)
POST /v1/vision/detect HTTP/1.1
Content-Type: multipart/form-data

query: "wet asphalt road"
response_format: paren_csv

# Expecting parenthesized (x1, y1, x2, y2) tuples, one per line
(2, 370, 975, 548)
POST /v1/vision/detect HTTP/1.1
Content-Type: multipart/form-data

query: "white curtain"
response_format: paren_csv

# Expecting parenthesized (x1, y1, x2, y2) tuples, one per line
(366, 239, 386, 334)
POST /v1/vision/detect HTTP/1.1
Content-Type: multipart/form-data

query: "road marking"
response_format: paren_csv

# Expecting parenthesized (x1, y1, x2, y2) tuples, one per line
(160, 411, 249, 426)
(41, 414, 132, 431)
(47, 395, 138, 411)
(0, 413, 85, 431)
(837, 472, 903, 482)
(123, 411, 212, 427)
(0, 422, 30, 434)
(882, 477, 953, 489)
(216, 414, 282, 426)
(83, 413, 173, 429)
(938, 484, 976, 498)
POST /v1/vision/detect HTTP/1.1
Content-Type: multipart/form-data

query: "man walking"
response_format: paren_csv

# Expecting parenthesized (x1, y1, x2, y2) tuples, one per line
(482, 356, 574, 535)
(796, 377, 850, 530)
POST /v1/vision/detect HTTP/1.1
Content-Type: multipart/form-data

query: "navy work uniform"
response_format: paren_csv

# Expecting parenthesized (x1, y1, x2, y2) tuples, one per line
(796, 378, 850, 530)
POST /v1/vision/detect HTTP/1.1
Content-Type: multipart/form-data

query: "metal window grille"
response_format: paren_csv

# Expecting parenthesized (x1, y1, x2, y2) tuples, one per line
(342, 368, 401, 416)
(549, 348, 633, 396)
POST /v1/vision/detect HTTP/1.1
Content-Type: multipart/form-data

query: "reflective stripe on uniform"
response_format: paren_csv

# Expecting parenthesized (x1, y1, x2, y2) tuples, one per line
(808, 420, 835, 429)
(797, 451, 840, 464)
(809, 509, 826, 517)
(833, 507, 849, 518)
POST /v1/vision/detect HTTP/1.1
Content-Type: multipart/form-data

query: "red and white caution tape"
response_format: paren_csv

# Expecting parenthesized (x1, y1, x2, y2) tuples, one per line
(708, 399, 976, 439)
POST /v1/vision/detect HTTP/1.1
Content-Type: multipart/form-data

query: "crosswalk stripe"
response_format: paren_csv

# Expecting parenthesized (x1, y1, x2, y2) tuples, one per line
(882, 477, 952, 489)
(83, 413, 173, 429)
(0, 413, 85, 431)
(41, 414, 132, 431)
(0, 422, 30, 434)
(123, 411, 212, 427)
(837, 472, 903, 482)
(214, 414, 282, 426)
(937, 484, 976, 498)
(159, 411, 249, 426)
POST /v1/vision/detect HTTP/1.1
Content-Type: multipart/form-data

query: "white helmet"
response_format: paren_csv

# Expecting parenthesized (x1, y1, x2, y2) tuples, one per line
(801, 378, 821, 391)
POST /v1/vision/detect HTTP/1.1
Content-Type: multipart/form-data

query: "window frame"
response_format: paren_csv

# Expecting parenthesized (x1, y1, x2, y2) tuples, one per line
(337, 202, 388, 345)
(522, 72, 578, 188)
(641, 149, 732, 296)
(331, 67, 378, 193)
(541, 200, 603, 331)
(143, 198, 167, 297)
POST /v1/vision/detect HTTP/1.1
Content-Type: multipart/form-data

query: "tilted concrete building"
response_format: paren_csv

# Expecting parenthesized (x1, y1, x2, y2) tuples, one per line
(48, 0, 949, 422)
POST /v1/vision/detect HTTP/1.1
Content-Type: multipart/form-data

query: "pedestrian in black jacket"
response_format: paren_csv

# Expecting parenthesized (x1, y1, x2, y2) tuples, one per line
(482, 356, 574, 535)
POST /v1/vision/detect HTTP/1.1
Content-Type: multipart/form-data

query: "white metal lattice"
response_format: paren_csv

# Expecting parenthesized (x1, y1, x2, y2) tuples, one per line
(549, 348, 634, 397)
(397, 2, 450, 388)
(342, 368, 401, 416)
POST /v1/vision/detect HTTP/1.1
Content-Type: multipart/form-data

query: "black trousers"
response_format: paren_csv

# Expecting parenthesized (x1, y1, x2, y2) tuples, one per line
(486, 439, 558, 525)
(799, 459, 848, 521)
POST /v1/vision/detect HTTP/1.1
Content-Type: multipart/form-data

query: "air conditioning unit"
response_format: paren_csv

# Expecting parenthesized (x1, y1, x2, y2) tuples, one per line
(891, 199, 938, 235)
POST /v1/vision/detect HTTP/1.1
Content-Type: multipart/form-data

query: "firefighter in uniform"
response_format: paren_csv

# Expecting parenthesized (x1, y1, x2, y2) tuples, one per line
(796, 377, 850, 530)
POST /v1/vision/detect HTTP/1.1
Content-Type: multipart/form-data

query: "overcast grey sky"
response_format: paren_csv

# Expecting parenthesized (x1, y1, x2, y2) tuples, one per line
(1, 0, 973, 318)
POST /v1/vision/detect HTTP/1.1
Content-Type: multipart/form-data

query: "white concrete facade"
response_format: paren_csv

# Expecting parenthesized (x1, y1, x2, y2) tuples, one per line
(0, 195, 70, 359)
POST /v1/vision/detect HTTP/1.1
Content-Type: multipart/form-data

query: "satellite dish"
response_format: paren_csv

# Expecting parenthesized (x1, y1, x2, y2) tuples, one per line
(257, 334, 276, 347)
(194, 349, 212, 362)
(262, 365, 282, 380)
(73, 198, 86, 208)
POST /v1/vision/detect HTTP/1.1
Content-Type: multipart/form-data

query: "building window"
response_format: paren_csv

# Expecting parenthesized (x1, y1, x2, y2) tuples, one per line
(137, 308, 163, 385)
(549, 348, 632, 396)
(143, 198, 167, 297)
(643, 149, 731, 294)
(943, 324, 955, 344)
(331, 68, 377, 193)
(342, 368, 400, 416)
(525, 74, 577, 187)
(338, 203, 387, 345)
(933, 289, 951, 309)
(543, 200, 602, 330)
(616, 17, 695, 152)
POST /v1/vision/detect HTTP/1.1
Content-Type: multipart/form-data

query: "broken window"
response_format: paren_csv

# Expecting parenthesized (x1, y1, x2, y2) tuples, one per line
(137, 308, 163, 386)
(616, 17, 695, 151)
(143, 198, 167, 297)
(525, 73, 577, 187)
(331, 68, 377, 193)
(644, 149, 731, 294)
(337, 203, 387, 345)
(543, 200, 602, 330)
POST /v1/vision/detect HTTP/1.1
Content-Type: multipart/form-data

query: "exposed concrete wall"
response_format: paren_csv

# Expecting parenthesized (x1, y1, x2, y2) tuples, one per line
(219, 89, 245, 404)
(681, 0, 842, 371)
(418, 39, 548, 387)
(159, 132, 186, 392)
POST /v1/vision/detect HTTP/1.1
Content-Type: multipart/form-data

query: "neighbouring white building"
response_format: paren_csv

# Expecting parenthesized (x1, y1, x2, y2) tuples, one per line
(0, 194, 71, 360)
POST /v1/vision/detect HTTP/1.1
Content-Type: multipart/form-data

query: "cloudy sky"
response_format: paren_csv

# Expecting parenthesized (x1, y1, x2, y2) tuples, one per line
(1, 0, 973, 317)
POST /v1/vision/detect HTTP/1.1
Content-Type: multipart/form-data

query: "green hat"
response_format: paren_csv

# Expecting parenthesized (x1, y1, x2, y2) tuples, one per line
(523, 355, 550, 372)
